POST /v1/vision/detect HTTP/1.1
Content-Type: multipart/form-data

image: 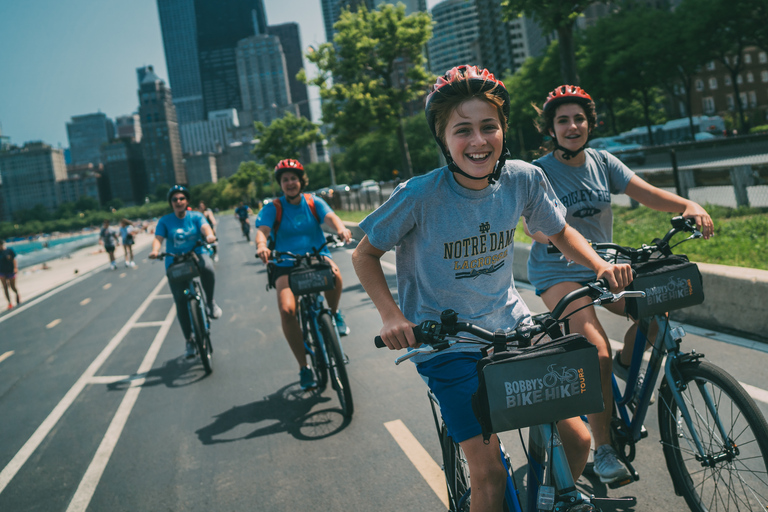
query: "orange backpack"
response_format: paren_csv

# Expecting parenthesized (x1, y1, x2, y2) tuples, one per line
(268, 194, 321, 249)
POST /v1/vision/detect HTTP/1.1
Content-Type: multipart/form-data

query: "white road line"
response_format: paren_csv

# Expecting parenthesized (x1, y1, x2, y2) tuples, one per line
(739, 382, 768, 405)
(0, 263, 109, 325)
(80, 298, 92, 306)
(134, 321, 166, 327)
(87, 376, 132, 384)
(0, 351, 14, 364)
(66, 305, 175, 512)
(154, 294, 173, 299)
(0, 277, 168, 496)
(384, 420, 448, 508)
(46, 319, 62, 329)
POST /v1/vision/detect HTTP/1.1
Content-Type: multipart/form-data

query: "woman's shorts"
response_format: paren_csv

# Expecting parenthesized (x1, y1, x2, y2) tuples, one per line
(0, 272, 16, 279)
(416, 351, 483, 443)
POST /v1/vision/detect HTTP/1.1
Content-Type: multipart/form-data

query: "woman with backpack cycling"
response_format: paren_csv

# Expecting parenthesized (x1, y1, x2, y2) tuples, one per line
(525, 85, 714, 485)
(352, 66, 633, 511)
(254, 159, 353, 390)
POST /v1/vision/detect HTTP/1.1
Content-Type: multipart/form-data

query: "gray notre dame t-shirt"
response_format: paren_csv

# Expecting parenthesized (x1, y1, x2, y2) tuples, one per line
(360, 162, 567, 362)
(527, 149, 635, 292)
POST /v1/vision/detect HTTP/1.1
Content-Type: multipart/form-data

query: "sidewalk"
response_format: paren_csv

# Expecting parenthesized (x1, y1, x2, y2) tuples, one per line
(2, 229, 156, 309)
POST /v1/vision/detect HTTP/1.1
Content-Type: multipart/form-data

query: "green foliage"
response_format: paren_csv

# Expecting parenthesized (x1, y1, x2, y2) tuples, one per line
(303, 3, 433, 177)
(334, 114, 439, 182)
(251, 112, 324, 169)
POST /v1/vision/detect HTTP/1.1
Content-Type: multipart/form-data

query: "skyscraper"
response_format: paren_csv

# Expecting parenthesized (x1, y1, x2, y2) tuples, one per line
(156, 0, 268, 120)
(137, 66, 186, 188)
(156, 0, 205, 123)
(66, 113, 115, 166)
(267, 23, 311, 121)
(236, 35, 294, 126)
(428, 0, 480, 75)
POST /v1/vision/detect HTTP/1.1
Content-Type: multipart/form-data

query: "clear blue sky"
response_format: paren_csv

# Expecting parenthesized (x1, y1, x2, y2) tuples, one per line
(0, 0, 441, 149)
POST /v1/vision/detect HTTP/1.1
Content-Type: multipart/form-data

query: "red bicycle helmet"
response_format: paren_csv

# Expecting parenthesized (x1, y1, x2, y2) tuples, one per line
(542, 85, 593, 114)
(424, 65, 511, 184)
(274, 158, 304, 182)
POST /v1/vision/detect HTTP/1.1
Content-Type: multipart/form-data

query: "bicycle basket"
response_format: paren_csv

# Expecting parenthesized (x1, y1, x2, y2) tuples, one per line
(472, 334, 603, 438)
(626, 255, 704, 318)
(166, 257, 200, 285)
(288, 263, 336, 295)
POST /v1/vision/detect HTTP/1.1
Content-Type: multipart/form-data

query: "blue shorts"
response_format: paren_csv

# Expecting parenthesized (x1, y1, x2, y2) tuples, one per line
(416, 351, 483, 443)
(0, 272, 15, 280)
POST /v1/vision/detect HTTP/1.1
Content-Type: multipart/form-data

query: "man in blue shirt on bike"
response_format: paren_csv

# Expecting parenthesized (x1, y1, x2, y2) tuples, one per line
(150, 185, 222, 359)
(234, 202, 252, 240)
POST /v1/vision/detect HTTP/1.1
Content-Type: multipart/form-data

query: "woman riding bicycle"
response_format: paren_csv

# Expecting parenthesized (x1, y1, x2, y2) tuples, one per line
(352, 66, 632, 511)
(255, 159, 352, 391)
(149, 185, 222, 359)
(524, 84, 714, 485)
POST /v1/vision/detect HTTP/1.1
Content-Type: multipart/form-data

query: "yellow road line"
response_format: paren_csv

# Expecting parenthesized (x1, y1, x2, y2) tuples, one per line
(0, 351, 14, 364)
(46, 319, 62, 329)
(80, 298, 91, 306)
(384, 419, 448, 508)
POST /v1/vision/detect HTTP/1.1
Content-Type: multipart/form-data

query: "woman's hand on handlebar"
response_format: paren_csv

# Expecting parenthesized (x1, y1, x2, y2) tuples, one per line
(255, 244, 270, 264)
(595, 262, 633, 292)
(378, 312, 418, 350)
(337, 227, 352, 244)
(682, 203, 714, 239)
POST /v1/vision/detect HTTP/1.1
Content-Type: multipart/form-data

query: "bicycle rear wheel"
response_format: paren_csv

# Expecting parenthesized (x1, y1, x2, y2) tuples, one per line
(189, 289, 212, 374)
(658, 360, 768, 511)
(319, 312, 353, 417)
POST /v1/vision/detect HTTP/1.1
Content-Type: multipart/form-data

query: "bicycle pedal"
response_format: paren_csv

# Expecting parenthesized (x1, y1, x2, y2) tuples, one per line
(607, 476, 635, 489)
(590, 495, 637, 506)
(640, 424, 648, 439)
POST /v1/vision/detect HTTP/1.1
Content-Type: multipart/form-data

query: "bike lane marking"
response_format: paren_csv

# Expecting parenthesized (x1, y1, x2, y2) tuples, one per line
(0, 277, 168, 495)
(0, 351, 13, 365)
(384, 419, 449, 508)
(66, 304, 175, 512)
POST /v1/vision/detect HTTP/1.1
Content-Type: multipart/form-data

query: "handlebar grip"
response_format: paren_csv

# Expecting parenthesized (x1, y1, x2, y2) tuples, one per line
(374, 325, 422, 348)
(374, 336, 386, 348)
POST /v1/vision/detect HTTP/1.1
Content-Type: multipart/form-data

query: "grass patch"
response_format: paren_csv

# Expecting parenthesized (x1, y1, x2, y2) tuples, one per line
(336, 210, 373, 223)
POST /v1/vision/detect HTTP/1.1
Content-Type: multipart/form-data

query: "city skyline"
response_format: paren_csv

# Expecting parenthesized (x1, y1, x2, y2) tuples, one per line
(0, 1, 442, 150)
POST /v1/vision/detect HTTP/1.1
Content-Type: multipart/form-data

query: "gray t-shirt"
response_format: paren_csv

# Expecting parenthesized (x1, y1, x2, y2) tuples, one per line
(527, 149, 635, 292)
(360, 162, 567, 362)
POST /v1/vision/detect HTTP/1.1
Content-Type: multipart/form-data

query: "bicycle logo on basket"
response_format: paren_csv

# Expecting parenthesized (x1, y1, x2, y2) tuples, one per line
(543, 364, 579, 387)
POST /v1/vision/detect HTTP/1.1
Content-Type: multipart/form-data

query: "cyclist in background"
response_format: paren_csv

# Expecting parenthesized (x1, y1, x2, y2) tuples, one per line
(197, 201, 219, 262)
(352, 66, 632, 510)
(149, 185, 222, 359)
(525, 85, 714, 485)
(255, 159, 352, 390)
(234, 201, 252, 240)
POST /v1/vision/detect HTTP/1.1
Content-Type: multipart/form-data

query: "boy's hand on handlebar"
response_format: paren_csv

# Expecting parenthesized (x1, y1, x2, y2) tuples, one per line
(205, 234, 217, 244)
(337, 228, 352, 244)
(596, 263, 633, 291)
(148, 250, 159, 259)
(379, 314, 418, 350)
(682, 204, 714, 239)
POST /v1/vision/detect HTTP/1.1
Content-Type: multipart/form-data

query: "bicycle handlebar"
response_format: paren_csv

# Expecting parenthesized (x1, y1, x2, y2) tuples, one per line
(152, 239, 217, 260)
(375, 278, 645, 364)
(268, 234, 350, 266)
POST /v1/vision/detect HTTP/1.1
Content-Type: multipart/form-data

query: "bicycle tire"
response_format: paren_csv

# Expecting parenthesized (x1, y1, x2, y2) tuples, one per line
(319, 312, 353, 417)
(303, 303, 328, 391)
(658, 360, 768, 511)
(441, 426, 471, 512)
(189, 290, 212, 374)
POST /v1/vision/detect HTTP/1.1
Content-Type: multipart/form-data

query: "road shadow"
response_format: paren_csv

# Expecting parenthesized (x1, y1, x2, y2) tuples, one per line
(195, 382, 351, 445)
(105, 355, 212, 391)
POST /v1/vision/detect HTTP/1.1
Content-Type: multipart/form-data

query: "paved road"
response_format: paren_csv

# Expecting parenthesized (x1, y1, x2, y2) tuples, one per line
(1, 217, 766, 511)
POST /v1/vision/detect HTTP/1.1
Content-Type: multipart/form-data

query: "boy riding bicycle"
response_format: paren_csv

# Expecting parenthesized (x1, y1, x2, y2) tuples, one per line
(352, 66, 633, 511)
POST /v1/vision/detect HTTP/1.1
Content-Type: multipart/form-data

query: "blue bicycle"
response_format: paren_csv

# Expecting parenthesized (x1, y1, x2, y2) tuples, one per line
(156, 240, 217, 374)
(377, 280, 643, 511)
(268, 235, 353, 418)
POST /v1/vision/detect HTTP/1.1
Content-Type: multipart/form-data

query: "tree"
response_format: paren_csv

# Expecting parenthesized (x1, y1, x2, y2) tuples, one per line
(303, 3, 433, 178)
(251, 112, 324, 169)
(502, 0, 599, 85)
(687, 0, 754, 132)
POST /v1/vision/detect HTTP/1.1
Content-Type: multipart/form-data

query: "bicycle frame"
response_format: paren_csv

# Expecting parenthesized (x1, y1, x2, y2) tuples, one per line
(299, 291, 344, 370)
(613, 312, 728, 463)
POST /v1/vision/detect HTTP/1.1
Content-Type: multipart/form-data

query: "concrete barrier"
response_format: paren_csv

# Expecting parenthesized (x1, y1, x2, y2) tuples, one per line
(339, 223, 767, 342)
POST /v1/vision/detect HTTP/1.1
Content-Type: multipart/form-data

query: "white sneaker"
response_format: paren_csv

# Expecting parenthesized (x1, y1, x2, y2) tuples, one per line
(125, 261, 130, 267)
(209, 302, 222, 319)
(593, 445, 631, 484)
(213, 254, 219, 263)
(130, 261, 136, 267)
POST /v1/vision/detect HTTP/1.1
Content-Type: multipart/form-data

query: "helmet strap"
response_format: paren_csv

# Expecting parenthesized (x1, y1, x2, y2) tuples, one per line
(445, 140, 510, 185)
(553, 138, 587, 160)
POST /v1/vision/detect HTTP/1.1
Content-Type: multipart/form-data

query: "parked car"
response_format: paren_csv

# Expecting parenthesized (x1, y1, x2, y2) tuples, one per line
(589, 136, 646, 165)
(360, 179, 380, 194)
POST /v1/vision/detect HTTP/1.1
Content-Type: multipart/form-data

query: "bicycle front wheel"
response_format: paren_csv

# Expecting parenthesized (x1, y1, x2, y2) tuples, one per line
(441, 426, 471, 512)
(658, 360, 768, 511)
(303, 303, 328, 391)
(189, 292, 212, 374)
(319, 312, 353, 417)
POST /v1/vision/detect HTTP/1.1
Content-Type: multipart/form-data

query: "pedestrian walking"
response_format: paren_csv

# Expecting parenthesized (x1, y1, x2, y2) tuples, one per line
(119, 219, 137, 267)
(0, 239, 21, 309)
(99, 219, 120, 270)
